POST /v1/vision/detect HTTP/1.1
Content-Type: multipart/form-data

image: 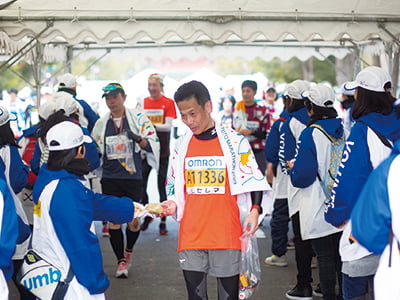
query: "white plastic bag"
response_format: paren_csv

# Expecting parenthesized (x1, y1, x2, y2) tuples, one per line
(239, 234, 261, 299)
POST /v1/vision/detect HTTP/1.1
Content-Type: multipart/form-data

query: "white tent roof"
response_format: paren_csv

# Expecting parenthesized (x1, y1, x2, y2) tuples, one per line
(1, 0, 399, 46)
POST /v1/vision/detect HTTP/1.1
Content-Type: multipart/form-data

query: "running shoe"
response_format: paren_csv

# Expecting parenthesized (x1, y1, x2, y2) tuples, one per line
(125, 251, 133, 269)
(313, 284, 323, 297)
(115, 261, 128, 278)
(102, 226, 109, 237)
(265, 254, 288, 267)
(159, 221, 168, 235)
(286, 284, 312, 300)
(140, 216, 153, 231)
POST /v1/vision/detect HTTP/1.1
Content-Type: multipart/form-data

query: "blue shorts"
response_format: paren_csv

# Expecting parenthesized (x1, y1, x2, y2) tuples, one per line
(342, 273, 374, 299)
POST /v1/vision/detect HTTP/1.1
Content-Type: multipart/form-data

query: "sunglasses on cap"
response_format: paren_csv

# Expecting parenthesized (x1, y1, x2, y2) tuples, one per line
(102, 84, 123, 93)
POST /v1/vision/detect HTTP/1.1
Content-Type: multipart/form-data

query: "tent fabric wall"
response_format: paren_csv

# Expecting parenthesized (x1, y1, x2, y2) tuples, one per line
(0, 0, 399, 46)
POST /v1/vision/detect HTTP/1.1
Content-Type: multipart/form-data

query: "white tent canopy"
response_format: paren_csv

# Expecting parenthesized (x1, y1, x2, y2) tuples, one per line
(1, 0, 399, 45)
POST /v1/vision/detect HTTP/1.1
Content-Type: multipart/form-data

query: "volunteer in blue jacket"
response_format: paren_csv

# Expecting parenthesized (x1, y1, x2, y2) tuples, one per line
(290, 85, 344, 300)
(279, 80, 316, 299)
(0, 106, 33, 299)
(351, 137, 400, 300)
(31, 121, 139, 299)
(0, 177, 18, 298)
(325, 66, 400, 300)
(264, 95, 291, 267)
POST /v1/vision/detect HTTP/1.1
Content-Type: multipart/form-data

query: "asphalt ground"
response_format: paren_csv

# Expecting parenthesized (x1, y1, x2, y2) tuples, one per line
(8, 171, 323, 300)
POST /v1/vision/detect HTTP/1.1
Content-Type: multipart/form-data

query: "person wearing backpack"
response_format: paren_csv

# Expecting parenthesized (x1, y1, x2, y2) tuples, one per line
(325, 66, 400, 300)
(279, 80, 317, 300)
(290, 85, 344, 300)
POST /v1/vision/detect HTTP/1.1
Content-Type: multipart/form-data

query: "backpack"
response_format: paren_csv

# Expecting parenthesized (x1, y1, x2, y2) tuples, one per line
(310, 124, 345, 199)
(21, 135, 38, 189)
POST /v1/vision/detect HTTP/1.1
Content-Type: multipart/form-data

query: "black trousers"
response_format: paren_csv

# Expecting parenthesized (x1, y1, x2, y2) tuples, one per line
(311, 232, 342, 300)
(291, 212, 314, 287)
(141, 156, 168, 205)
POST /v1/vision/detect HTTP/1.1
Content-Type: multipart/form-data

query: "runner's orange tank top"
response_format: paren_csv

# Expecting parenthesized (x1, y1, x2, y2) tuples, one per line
(178, 136, 242, 251)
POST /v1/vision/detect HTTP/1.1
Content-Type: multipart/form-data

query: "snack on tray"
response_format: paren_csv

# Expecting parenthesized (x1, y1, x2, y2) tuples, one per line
(145, 203, 164, 215)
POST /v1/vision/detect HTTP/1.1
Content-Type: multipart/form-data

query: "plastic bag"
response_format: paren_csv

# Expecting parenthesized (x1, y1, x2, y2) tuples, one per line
(239, 234, 261, 299)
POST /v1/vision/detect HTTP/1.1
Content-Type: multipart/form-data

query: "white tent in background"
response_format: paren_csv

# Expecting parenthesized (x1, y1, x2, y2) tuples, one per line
(179, 67, 225, 113)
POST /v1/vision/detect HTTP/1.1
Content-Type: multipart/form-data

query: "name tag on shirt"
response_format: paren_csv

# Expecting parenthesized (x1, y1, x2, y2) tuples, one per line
(185, 156, 226, 194)
(145, 109, 164, 124)
(246, 121, 259, 130)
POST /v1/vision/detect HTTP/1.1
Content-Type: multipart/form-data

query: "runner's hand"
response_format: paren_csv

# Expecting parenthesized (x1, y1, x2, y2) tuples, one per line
(158, 200, 177, 217)
(242, 209, 259, 236)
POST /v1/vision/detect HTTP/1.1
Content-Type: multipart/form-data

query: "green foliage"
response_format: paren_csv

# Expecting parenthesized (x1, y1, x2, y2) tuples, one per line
(215, 56, 337, 85)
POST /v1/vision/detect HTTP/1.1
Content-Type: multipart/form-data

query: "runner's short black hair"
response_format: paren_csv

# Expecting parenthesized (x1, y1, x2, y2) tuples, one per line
(241, 80, 257, 91)
(174, 80, 211, 107)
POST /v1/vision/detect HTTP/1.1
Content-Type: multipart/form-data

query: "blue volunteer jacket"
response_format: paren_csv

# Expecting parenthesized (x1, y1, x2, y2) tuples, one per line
(290, 118, 344, 188)
(325, 109, 400, 227)
(31, 123, 100, 175)
(74, 97, 99, 134)
(351, 139, 400, 255)
(32, 165, 135, 294)
(0, 144, 29, 194)
(264, 110, 290, 166)
(0, 178, 18, 280)
(279, 107, 310, 174)
(0, 144, 31, 243)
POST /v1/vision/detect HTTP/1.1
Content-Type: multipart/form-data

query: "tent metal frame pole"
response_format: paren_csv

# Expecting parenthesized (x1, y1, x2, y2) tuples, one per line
(378, 23, 400, 47)
(0, 20, 53, 73)
(75, 48, 110, 77)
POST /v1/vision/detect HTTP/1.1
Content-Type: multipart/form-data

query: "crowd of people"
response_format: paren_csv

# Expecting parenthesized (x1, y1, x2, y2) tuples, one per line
(0, 66, 399, 300)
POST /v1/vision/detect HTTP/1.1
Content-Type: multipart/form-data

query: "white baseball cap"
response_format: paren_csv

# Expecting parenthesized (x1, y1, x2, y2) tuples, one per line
(46, 121, 91, 151)
(302, 85, 335, 108)
(344, 66, 391, 93)
(38, 100, 57, 120)
(0, 106, 17, 126)
(339, 82, 355, 96)
(53, 92, 79, 116)
(284, 80, 311, 99)
(57, 73, 77, 89)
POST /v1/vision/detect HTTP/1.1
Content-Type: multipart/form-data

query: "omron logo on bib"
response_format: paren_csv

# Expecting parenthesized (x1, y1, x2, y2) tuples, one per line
(185, 156, 226, 194)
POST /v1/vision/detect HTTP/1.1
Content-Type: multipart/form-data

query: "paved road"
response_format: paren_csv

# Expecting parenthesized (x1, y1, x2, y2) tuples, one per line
(9, 171, 322, 299)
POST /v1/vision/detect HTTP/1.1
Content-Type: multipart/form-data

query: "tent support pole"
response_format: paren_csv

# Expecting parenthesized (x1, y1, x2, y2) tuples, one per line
(378, 23, 400, 47)
(0, 20, 53, 73)
(76, 48, 111, 77)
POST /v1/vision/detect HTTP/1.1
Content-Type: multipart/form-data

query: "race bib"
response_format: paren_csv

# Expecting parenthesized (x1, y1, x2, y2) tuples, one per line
(185, 156, 226, 194)
(105, 133, 133, 160)
(145, 109, 164, 125)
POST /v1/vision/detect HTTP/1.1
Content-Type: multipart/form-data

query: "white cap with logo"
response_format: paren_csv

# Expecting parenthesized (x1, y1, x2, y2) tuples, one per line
(0, 106, 17, 126)
(46, 121, 91, 151)
(302, 85, 335, 108)
(344, 66, 391, 93)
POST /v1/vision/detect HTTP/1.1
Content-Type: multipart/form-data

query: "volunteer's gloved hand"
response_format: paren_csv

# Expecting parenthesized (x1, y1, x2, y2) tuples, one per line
(124, 130, 142, 143)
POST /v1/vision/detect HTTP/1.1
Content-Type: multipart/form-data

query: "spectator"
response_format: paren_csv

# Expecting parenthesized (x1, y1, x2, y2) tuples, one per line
(217, 94, 236, 126)
(233, 80, 270, 174)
